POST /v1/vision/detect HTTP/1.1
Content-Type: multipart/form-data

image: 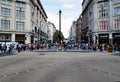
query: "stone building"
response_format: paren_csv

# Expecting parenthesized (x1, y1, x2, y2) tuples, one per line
(76, 16, 82, 43)
(0, 0, 47, 44)
(81, 0, 120, 45)
(69, 21, 77, 43)
(47, 22, 56, 44)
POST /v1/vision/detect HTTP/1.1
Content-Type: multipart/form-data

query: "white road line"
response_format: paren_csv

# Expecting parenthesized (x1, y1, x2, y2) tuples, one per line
(16, 72, 19, 75)
(4, 75, 7, 77)
(26, 70, 29, 72)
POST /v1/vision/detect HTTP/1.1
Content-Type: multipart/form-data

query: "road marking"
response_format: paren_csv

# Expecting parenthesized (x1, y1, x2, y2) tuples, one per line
(4, 75, 7, 77)
(26, 70, 29, 72)
(98, 70, 101, 72)
(108, 73, 112, 75)
(16, 72, 19, 75)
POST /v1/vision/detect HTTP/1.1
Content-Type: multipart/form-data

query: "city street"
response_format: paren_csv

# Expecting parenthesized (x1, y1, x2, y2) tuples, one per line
(0, 50, 120, 82)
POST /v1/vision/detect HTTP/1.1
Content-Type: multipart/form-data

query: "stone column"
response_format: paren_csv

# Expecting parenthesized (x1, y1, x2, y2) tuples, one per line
(109, 33, 112, 44)
(11, 33, 15, 42)
(25, 34, 31, 44)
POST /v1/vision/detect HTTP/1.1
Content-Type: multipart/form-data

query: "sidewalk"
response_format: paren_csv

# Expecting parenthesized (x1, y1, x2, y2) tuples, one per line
(0, 50, 38, 57)
(0, 49, 120, 57)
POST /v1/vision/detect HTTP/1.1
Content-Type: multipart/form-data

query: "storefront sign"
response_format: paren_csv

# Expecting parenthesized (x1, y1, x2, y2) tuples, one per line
(114, 35, 120, 37)
(99, 34, 109, 39)
(113, 33, 120, 39)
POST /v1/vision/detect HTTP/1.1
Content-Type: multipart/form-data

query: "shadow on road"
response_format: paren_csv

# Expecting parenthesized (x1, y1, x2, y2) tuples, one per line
(0, 53, 15, 57)
(111, 52, 120, 56)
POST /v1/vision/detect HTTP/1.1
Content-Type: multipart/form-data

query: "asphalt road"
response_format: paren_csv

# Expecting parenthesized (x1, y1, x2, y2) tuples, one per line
(0, 51, 120, 82)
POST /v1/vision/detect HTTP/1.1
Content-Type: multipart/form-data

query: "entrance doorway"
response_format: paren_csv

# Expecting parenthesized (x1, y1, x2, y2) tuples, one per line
(15, 34, 25, 44)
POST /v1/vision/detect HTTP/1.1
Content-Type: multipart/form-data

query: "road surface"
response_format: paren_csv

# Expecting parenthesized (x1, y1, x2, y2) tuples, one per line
(0, 51, 120, 82)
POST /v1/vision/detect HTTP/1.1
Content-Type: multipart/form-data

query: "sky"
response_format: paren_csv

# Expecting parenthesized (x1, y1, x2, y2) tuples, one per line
(40, 0, 83, 38)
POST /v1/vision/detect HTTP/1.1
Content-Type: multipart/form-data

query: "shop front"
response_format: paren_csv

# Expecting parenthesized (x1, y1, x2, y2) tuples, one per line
(0, 34, 11, 42)
(15, 34, 25, 44)
(113, 33, 120, 44)
(99, 34, 109, 44)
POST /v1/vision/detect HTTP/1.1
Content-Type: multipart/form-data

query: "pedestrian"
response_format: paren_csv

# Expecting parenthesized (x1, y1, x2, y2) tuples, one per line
(17, 44, 20, 53)
(100, 44, 102, 52)
(0, 44, 2, 53)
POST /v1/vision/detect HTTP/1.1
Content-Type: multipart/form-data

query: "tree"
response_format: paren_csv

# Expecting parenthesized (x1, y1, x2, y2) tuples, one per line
(53, 30, 64, 43)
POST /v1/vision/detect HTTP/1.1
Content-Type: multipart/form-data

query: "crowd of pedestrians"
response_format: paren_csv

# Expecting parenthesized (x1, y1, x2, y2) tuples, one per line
(81, 43, 120, 53)
(0, 44, 14, 55)
(0, 42, 120, 56)
(0, 42, 48, 55)
(0, 43, 36, 55)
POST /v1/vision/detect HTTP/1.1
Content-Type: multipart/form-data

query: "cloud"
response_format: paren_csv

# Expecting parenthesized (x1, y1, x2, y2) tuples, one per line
(63, 4, 75, 9)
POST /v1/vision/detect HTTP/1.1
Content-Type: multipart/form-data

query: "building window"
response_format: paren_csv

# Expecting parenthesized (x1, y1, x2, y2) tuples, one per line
(99, 9, 109, 18)
(114, 19, 120, 29)
(113, 0, 120, 4)
(1, 7, 10, 16)
(98, 1, 109, 7)
(100, 21, 108, 30)
(0, 0, 11, 4)
(1, 19, 10, 30)
(114, 7, 120, 16)
(16, 21, 25, 30)
(16, 10, 25, 17)
(15, 1, 25, 7)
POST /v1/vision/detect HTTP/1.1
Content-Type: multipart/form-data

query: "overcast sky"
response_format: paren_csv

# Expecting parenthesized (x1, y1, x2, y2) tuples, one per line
(40, 0, 83, 38)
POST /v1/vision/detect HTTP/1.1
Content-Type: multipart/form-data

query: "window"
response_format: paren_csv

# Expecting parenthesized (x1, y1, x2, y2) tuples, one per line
(16, 21, 25, 30)
(99, 9, 109, 18)
(15, 1, 25, 7)
(89, 11, 93, 19)
(1, 7, 10, 16)
(98, 1, 109, 7)
(100, 21, 108, 30)
(114, 19, 120, 29)
(0, 0, 11, 4)
(114, 7, 120, 16)
(1, 19, 10, 29)
(16, 10, 25, 17)
(113, 0, 120, 4)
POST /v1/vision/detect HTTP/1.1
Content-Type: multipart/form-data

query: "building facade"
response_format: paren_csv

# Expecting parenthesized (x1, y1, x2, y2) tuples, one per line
(76, 16, 82, 43)
(47, 22, 56, 44)
(0, 0, 47, 44)
(81, 0, 120, 45)
(69, 21, 77, 43)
